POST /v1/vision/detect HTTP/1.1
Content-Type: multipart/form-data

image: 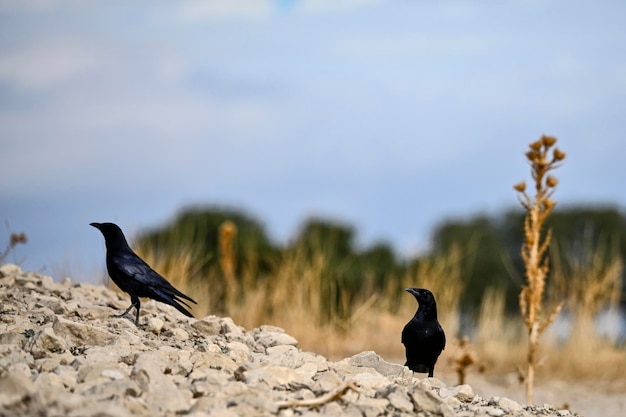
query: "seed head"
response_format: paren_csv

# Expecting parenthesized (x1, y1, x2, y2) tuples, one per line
(546, 176, 558, 188)
(541, 135, 557, 147)
(525, 151, 539, 163)
(529, 140, 543, 151)
(514, 182, 527, 192)
(542, 199, 556, 211)
(553, 148, 566, 161)
(10, 232, 27, 247)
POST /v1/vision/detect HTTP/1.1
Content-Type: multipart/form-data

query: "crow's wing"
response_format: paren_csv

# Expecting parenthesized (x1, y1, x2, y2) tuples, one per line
(401, 322, 411, 344)
(110, 250, 197, 304)
(439, 323, 446, 350)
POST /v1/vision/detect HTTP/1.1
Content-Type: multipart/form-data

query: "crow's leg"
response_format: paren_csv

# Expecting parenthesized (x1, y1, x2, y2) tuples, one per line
(112, 296, 141, 325)
(133, 297, 141, 326)
(428, 364, 435, 378)
(112, 303, 135, 319)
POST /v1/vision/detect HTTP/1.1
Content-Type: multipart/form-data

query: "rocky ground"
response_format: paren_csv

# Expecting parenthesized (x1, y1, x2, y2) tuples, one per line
(0, 264, 579, 417)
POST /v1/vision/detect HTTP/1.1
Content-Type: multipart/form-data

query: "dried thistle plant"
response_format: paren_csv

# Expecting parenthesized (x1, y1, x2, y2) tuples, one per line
(514, 135, 565, 404)
(453, 337, 478, 385)
(1, 227, 28, 264)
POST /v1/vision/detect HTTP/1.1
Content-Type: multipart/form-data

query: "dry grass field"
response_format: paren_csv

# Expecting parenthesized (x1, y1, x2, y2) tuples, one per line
(126, 138, 624, 414)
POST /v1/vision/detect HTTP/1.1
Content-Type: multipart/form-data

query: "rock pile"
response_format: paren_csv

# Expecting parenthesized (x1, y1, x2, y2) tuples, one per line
(0, 264, 577, 417)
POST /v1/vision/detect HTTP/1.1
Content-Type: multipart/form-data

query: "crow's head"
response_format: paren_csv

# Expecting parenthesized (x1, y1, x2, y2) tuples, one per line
(90, 222, 130, 250)
(405, 287, 435, 303)
(405, 288, 439, 319)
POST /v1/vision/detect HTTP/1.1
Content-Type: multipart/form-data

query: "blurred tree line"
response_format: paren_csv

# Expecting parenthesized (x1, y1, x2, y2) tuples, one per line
(136, 205, 626, 316)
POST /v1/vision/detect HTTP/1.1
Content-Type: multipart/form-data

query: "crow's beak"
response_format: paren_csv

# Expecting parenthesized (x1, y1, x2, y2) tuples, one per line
(406, 288, 427, 299)
(90, 222, 101, 229)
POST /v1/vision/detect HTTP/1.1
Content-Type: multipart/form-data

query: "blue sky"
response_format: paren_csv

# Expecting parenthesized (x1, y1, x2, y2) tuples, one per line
(1, 0, 625, 282)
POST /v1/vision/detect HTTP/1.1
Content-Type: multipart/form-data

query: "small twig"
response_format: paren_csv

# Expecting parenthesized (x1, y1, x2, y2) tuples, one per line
(276, 380, 361, 409)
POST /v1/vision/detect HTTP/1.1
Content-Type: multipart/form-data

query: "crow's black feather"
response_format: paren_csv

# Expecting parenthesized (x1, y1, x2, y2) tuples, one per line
(91, 222, 197, 325)
(401, 287, 446, 377)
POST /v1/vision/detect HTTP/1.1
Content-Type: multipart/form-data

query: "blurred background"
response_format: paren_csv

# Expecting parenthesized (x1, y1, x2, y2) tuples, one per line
(2, 0, 626, 278)
(1, 1, 626, 404)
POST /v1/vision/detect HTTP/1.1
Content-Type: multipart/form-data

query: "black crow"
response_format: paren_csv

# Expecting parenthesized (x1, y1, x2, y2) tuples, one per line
(90, 222, 197, 325)
(402, 287, 446, 377)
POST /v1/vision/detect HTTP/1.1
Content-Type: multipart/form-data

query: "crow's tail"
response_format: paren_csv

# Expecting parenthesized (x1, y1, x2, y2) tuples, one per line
(153, 288, 195, 318)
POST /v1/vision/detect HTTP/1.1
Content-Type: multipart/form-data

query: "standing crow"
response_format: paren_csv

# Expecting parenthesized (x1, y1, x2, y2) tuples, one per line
(402, 287, 446, 377)
(90, 222, 197, 325)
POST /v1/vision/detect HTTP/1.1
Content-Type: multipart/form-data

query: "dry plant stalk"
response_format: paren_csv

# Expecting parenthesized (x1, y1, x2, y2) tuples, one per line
(551, 238, 623, 348)
(1, 228, 28, 264)
(219, 221, 238, 305)
(454, 337, 477, 385)
(514, 135, 565, 405)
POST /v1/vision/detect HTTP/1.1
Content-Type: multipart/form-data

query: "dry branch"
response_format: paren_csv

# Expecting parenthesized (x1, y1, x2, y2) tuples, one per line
(276, 380, 362, 409)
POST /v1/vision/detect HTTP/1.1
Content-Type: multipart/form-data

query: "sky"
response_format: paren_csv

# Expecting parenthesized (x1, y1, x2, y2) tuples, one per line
(1, 0, 626, 283)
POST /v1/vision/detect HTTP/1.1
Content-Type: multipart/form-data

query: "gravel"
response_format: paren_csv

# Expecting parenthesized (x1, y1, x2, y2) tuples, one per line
(0, 264, 580, 417)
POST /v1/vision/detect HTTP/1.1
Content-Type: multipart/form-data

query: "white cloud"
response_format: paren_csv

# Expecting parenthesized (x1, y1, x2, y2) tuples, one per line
(331, 35, 490, 57)
(178, 0, 273, 21)
(176, 0, 383, 21)
(0, 0, 63, 13)
(0, 38, 101, 90)
(296, 0, 382, 15)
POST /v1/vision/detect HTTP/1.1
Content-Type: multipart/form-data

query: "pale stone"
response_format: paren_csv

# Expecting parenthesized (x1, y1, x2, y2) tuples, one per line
(497, 396, 523, 412)
(164, 327, 189, 341)
(146, 317, 164, 334)
(439, 383, 475, 402)
(52, 317, 117, 346)
(192, 316, 222, 336)
(410, 387, 455, 417)
(0, 266, 580, 417)
(226, 341, 251, 363)
(256, 331, 298, 348)
(245, 365, 301, 388)
(0, 263, 21, 277)
(0, 331, 24, 346)
(388, 391, 414, 413)
(352, 371, 391, 391)
(0, 372, 35, 407)
(31, 326, 68, 358)
(348, 351, 405, 377)
(354, 396, 389, 417)
(220, 317, 246, 337)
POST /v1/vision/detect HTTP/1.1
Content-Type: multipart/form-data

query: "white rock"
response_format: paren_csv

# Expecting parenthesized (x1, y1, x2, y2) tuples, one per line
(192, 316, 222, 336)
(497, 396, 523, 412)
(132, 351, 193, 413)
(226, 341, 251, 363)
(410, 387, 455, 417)
(30, 326, 68, 358)
(256, 331, 298, 348)
(0, 266, 579, 417)
(53, 317, 117, 346)
(354, 396, 389, 417)
(439, 384, 475, 402)
(0, 263, 21, 277)
(352, 371, 391, 391)
(245, 365, 301, 388)
(220, 317, 246, 337)
(294, 361, 318, 381)
(146, 317, 164, 334)
(388, 391, 414, 412)
(0, 372, 35, 407)
(348, 351, 405, 377)
(101, 369, 125, 380)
